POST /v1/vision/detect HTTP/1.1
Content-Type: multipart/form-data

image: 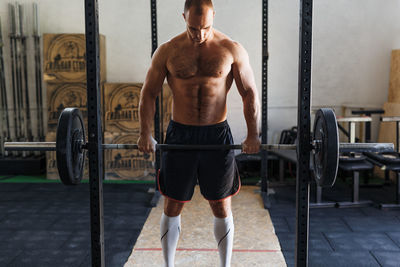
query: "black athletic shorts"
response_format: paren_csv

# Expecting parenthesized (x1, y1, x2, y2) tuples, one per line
(157, 120, 241, 202)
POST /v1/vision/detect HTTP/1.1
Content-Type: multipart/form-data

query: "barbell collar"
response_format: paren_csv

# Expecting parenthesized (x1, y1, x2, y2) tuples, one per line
(4, 142, 56, 151)
(338, 143, 394, 153)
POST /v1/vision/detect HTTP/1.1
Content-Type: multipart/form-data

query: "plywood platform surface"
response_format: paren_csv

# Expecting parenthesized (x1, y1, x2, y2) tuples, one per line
(124, 186, 286, 267)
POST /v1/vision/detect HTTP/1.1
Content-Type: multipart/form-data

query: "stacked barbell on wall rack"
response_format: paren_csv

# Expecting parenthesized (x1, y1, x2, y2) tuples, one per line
(1, 3, 44, 158)
(0, 17, 11, 157)
(33, 3, 45, 143)
(10, 3, 29, 153)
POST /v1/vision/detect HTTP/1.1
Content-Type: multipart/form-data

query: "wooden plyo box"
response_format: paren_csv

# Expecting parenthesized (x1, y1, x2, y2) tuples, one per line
(388, 50, 400, 103)
(376, 102, 400, 180)
(104, 131, 155, 181)
(45, 131, 89, 181)
(378, 102, 400, 145)
(103, 83, 172, 134)
(43, 34, 106, 83)
(46, 82, 105, 133)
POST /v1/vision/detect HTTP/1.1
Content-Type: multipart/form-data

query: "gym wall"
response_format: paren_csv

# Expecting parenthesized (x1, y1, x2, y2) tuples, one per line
(0, 0, 399, 144)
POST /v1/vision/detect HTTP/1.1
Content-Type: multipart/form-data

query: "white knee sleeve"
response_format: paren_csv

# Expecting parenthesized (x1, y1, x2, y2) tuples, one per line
(214, 213, 234, 267)
(160, 213, 181, 267)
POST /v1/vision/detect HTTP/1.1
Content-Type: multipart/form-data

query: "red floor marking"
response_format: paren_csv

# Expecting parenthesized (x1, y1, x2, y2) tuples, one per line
(134, 248, 279, 253)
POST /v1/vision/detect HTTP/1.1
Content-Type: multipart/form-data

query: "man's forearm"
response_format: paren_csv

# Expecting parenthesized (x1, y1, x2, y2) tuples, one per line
(242, 91, 260, 138)
(139, 94, 156, 136)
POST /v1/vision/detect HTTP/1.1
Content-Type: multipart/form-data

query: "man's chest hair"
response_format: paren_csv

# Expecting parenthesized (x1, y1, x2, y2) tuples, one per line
(167, 45, 233, 79)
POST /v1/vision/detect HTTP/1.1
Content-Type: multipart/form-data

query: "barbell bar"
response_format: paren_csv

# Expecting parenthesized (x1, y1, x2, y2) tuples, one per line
(4, 142, 394, 153)
(3, 107, 395, 187)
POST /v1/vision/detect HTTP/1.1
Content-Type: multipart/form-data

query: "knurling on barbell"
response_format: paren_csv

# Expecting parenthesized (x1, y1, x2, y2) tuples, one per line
(4, 108, 395, 187)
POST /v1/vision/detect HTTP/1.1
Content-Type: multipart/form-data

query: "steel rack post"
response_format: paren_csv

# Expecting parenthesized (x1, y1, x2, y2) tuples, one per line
(84, 0, 105, 266)
(261, 0, 270, 208)
(296, 0, 313, 266)
(150, 0, 162, 206)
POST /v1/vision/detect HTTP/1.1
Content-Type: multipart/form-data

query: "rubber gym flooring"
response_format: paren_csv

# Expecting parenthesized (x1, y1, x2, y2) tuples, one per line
(0, 175, 400, 266)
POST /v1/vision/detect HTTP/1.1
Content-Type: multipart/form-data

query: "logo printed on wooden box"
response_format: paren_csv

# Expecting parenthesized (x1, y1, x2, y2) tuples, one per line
(104, 83, 173, 133)
(46, 83, 105, 133)
(43, 34, 107, 83)
(105, 84, 141, 131)
(47, 83, 87, 126)
(45, 35, 86, 80)
(104, 132, 155, 180)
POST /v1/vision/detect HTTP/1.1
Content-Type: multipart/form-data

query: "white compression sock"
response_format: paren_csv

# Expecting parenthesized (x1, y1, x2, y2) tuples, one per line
(214, 213, 234, 267)
(160, 213, 181, 267)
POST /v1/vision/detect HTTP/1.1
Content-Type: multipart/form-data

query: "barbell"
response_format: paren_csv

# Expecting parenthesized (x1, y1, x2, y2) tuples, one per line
(4, 108, 394, 187)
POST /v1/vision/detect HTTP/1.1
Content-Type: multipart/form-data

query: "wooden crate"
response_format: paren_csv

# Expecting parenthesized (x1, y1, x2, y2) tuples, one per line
(103, 83, 172, 134)
(46, 82, 105, 133)
(45, 131, 57, 180)
(378, 102, 400, 144)
(375, 102, 400, 180)
(104, 131, 155, 181)
(388, 50, 400, 103)
(43, 34, 106, 83)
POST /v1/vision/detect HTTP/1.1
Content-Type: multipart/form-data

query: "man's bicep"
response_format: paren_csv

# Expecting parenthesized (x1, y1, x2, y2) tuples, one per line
(142, 45, 169, 98)
(232, 44, 257, 97)
(143, 65, 167, 97)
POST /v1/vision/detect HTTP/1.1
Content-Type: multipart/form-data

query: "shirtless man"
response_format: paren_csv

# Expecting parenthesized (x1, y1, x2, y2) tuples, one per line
(138, 0, 260, 266)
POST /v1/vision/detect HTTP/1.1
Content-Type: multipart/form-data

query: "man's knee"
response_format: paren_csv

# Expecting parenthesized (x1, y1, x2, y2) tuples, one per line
(209, 198, 231, 218)
(164, 198, 185, 217)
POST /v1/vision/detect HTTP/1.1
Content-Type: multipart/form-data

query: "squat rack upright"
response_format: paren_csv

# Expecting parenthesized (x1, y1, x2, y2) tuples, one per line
(83, 0, 313, 266)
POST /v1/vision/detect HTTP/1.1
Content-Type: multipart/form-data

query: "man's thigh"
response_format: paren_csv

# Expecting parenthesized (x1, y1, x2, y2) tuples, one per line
(198, 150, 239, 201)
(159, 150, 199, 201)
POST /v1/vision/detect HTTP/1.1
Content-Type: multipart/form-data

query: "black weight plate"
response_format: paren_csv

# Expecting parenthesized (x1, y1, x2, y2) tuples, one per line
(312, 108, 339, 187)
(56, 108, 85, 185)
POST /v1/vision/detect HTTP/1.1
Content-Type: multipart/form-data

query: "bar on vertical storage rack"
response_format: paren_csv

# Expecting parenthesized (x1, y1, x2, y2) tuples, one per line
(0, 16, 11, 154)
(9, 4, 22, 144)
(19, 4, 33, 143)
(33, 3, 45, 142)
(296, 0, 313, 266)
(84, 0, 105, 266)
(14, 3, 25, 146)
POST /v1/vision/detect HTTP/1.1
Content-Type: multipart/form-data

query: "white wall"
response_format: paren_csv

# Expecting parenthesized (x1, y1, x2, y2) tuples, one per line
(0, 0, 399, 143)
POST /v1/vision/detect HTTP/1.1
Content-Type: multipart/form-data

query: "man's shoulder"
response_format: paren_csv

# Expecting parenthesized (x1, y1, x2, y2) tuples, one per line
(214, 30, 244, 53)
(165, 32, 187, 48)
(156, 33, 183, 48)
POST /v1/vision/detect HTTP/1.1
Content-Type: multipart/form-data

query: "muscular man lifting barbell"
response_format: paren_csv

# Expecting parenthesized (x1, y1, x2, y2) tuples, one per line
(137, 1, 260, 266)
(2, 1, 395, 265)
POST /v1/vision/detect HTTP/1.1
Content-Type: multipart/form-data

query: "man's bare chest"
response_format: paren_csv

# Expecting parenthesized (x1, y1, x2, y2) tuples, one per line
(167, 48, 233, 79)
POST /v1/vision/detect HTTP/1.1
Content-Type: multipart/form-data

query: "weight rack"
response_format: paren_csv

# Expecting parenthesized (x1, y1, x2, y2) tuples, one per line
(82, 0, 313, 266)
